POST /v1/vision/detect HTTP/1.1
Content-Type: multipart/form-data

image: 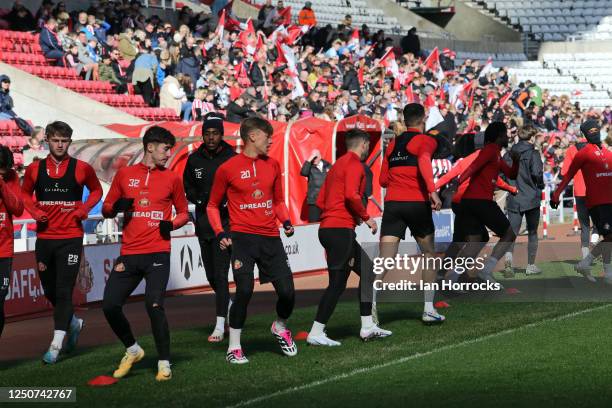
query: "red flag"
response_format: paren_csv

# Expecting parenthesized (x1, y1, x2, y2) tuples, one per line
(405, 86, 414, 103)
(403, 71, 415, 87)
(276, 41, 288, 65)
(278, 6, 292, 26)
(358, 65, 364, 86)
(424, 92, 436, 108)
(349, 28, 359, 48)
(424, 47, 439, 72)
(393, 77, 401, 91)
(284, 25, 304, 45)
(438, 87, 446, 103)
(499, 92, 512, 107)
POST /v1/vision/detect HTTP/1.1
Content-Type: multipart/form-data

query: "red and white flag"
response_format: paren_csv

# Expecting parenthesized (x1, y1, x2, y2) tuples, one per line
(378, 48, 399, 78)
(216, 9, 226, 39)
(499, 91, 512, 107)
(478, 57, 494, 78)
(348, 28, 360, 49)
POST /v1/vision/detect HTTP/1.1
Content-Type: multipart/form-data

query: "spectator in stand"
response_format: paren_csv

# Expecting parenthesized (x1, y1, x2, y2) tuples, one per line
(109, 47, 129, 83)
(298, 2, 317, 27)
(66, 43, 90, 80)
(160, 73, 192, 121)
(131, 39, 158, 106)
(74, 11, 88, 33)
(401, 27, 421, 58)
(176, 35, 202, 86)
(226, 97, 253, 123)
(6, 1, 36, 32)
(39, 18, 66, 67)
(0, 75, 16, 120)
(35, 0, 54, 29)
(99, 53, 127, 94)
(118, 27, 138, 61)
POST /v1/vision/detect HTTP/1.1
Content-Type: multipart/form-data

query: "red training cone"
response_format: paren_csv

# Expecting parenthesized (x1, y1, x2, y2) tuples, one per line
(505, 288, 521, 295)
(87, 375, 119, 387)
(294, 331, 309, 341)
(434, 301, 450, 309)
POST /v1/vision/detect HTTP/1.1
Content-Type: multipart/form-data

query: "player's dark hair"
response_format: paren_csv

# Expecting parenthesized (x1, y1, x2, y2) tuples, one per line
(519, 125, 538, 141)
(0, 145, 14, 170)
(45, 121, 73, 139)
(143, 126, 176, 149)
(484, 121, 507, 144)
(345, 129, 370, 150)
(240, 117, 273, 142)
(453, 133, 476, 159)
(403, 103, 425, 127)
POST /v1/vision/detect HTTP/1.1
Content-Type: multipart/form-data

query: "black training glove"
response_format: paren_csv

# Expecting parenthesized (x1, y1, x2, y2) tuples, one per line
(217, 231, 230, 241)
(113, 198, 134, 213)
(283, 220, 294, 237)
(159, 220, 173, 237)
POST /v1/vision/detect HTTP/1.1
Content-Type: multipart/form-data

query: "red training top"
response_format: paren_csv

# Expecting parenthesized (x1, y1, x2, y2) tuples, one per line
(435, 151, 517, 204)
(459, 144, 519, 201)
(316, 151, 370, 229)
(0, 170, 24, 257)
(207, 153, 290, 237)
(553, 143, 612, 209)
(561, 143, 586, 197)
(102, 163, 189, 255)
(21, 156, 102, 239)
(380, 128, 438, 202)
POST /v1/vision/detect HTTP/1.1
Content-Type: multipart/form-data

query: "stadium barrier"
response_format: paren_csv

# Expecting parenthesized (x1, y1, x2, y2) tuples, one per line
(4, 210, 455, 320)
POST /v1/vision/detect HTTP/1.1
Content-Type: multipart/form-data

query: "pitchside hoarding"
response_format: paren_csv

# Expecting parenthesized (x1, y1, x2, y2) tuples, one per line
(5, 212, 453, 318)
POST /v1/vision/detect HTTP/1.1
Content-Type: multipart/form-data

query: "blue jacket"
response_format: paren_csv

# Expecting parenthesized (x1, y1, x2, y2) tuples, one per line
(0, 75, 16, 117)
(39, 26, 62, 55)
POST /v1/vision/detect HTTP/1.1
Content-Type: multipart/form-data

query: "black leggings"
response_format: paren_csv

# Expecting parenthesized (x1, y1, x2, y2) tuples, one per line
(35, 238, 83, 332)
(315, 228, 373, 325)
(576, 196, 598, 248)
(0, 258, 10, 338)
(229, 274, 295, 329)
(199, 236, 231, 317)
(102, 252, 171, 360)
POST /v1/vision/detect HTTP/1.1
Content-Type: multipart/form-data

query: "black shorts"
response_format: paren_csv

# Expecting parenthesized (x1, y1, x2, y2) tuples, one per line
(381, 201, 434, 240)
(461, 199, 510, 237)
(589, 204, 612, 236)
(230, 232, 292, 284)
(0, 257, 10, 300)
(452, 202, 489, 243)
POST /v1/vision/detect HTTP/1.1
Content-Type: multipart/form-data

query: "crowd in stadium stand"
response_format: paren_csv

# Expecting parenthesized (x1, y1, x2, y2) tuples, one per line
(1, 0, 612, 180)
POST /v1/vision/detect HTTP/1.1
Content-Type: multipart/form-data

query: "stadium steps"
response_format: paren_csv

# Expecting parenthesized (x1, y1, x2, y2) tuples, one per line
(0, 29, 179, 122)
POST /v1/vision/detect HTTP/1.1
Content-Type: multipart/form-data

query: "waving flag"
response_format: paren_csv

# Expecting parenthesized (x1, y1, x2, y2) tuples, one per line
(216, 9, 226, 39)
(478, 57, 494, 78)
(278, 6, 292, 26)
(378, 48, 399, 78)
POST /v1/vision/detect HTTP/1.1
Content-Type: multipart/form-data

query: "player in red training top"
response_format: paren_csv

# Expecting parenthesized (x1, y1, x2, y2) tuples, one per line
(0, 146, 23, 338)
(561, 134, 595, 260)
(207, 117, 297, 364)
(435, 132, 517, 282)
(21, 121, 102, 364)
(102, 126, 189, 381)
(551, 119, 612, 284)
(306, 129, 391, 347)
(378, 103, 444, 324)
(452, 122, 519, 285)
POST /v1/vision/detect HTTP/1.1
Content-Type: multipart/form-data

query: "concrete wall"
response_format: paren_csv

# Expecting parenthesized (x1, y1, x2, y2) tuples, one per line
(420, 37, 523, 54)
(370, 0, 450, 36)
(444, 0, 520, 43)
(538, 40, 612, 59)
(1, 62, 146, 140)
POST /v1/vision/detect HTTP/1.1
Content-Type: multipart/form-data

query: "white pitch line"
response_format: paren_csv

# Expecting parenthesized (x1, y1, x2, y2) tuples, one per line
(226, 304, 612, 408)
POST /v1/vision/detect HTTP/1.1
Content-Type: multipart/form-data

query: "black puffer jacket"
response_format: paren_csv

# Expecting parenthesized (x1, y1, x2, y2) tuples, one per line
(300, 159, 331, 205)
(504, 140, 544, 212)
(183, 141, 236, 237)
